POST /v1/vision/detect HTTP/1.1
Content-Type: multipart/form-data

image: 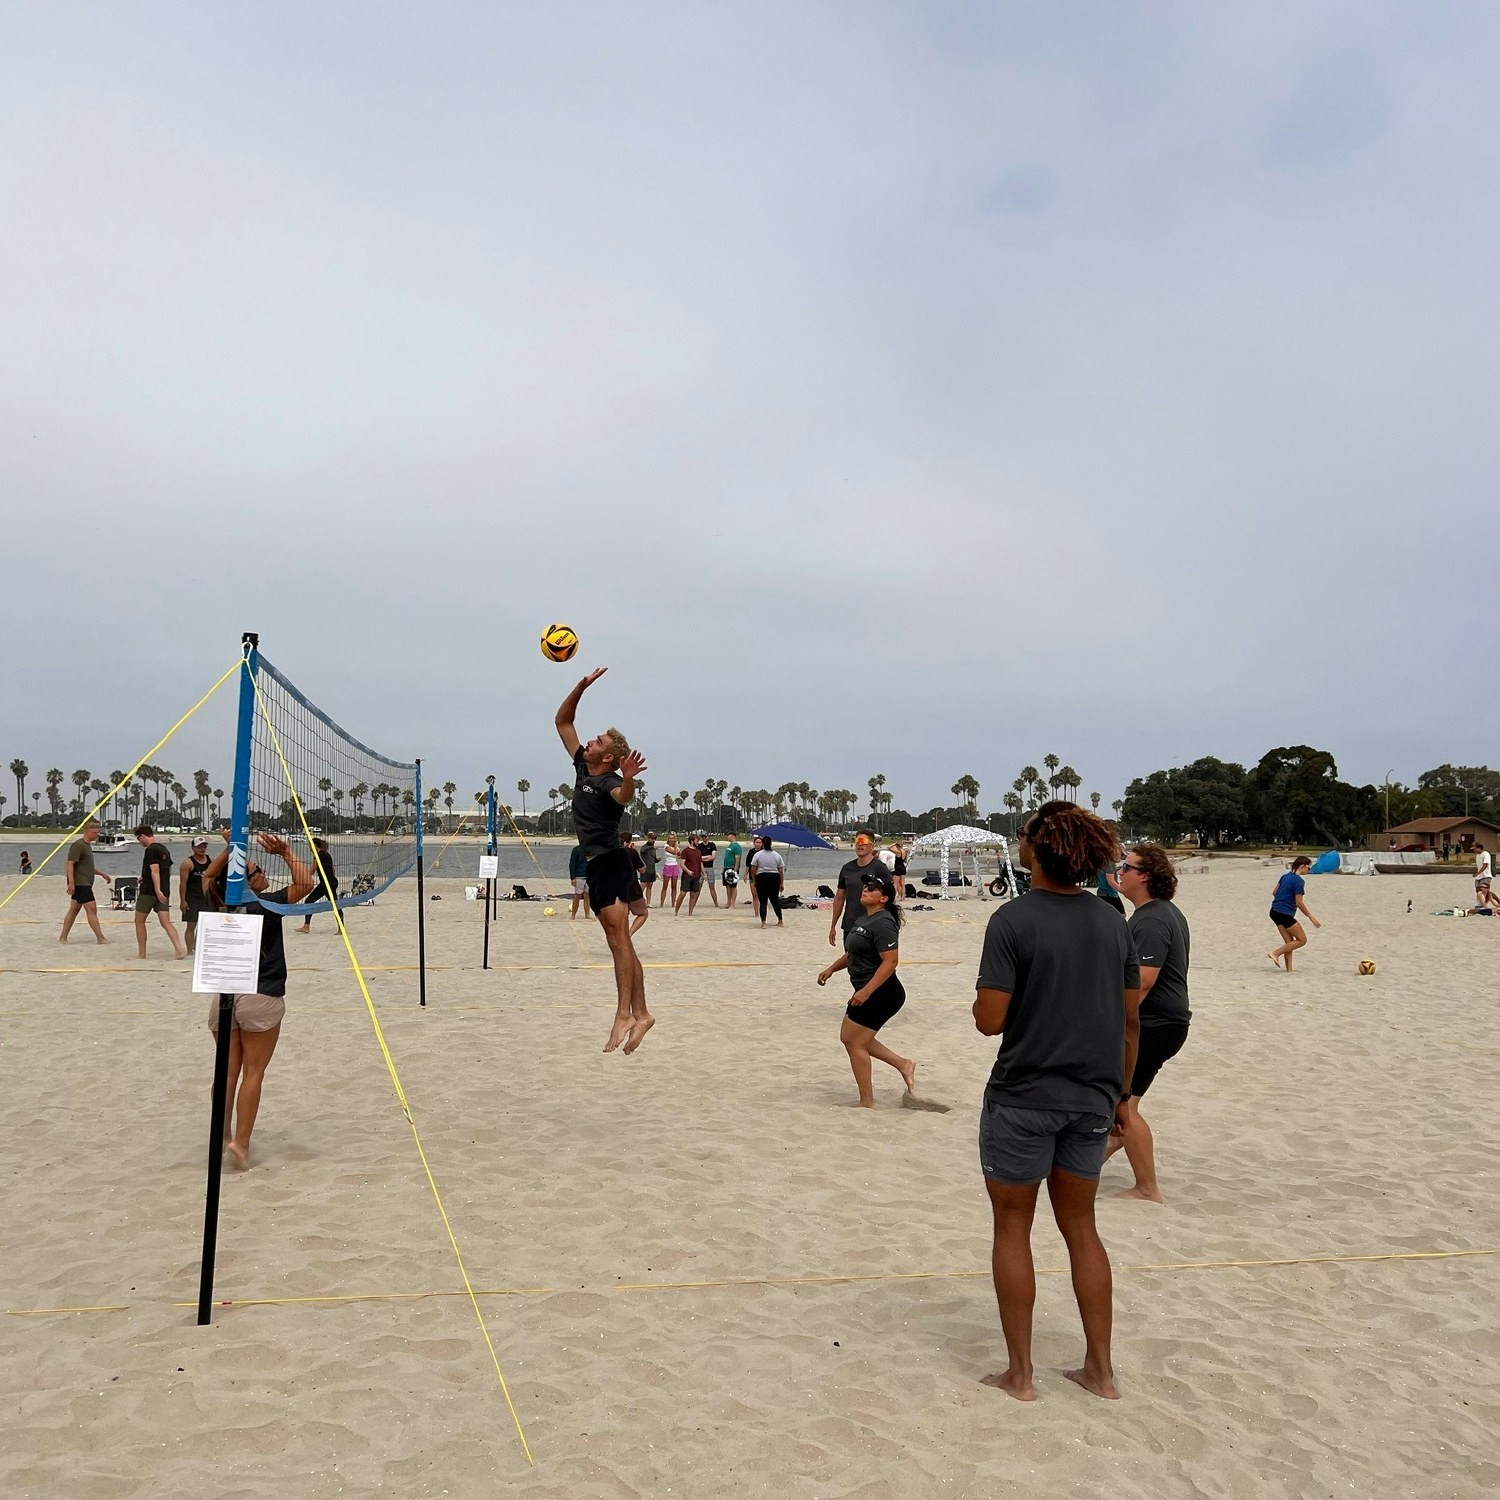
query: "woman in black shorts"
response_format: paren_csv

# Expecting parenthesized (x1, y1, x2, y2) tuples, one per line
(817, 870, 916, 1106)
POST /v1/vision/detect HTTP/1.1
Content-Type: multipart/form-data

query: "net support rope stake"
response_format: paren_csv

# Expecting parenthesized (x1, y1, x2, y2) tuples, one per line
(246, 663, 535, 1467)
(0, 657, 243, 914)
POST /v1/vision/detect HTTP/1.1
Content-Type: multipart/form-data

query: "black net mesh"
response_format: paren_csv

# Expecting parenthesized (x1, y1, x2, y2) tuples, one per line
(246, 656, 417, 915)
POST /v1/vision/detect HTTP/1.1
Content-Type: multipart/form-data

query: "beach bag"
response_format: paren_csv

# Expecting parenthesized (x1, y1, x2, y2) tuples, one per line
(723, 870, 738, 887)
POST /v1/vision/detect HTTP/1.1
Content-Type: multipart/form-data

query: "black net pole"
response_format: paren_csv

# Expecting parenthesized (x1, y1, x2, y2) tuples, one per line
(416, 758, 427, 1008)
(483, 878, 492, 970)
(197, 994, 234, 1323)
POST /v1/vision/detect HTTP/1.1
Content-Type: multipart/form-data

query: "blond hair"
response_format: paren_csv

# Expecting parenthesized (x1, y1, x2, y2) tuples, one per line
(602, 727, 631, 765)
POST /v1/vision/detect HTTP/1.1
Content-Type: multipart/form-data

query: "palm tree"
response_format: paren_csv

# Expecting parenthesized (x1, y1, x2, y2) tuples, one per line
(32, 791, 42, 820)
(1090, 791, 1101, 813)
(10, 759, 27, 816)
(194, 770, 213, 828)
(71, 769, 91, 816)
(350, 781, 369, 828)
(332, 789, 344, 829)
(1003, 790, 1023, 832)
(867, 774, 887, 834)
(170, 782, 187, 821)
(443, 782, 456, 830)
(662, 793, 676, 831)
(1111, 799, 1124, 819)
(1019, 766, 1040, 809)
(45, 768, 64, 824)
(1043, 753, 1060, 797)
(516, 779, 530, 817)
(952, 774, 980, 818)
(214, 788, 225, 822)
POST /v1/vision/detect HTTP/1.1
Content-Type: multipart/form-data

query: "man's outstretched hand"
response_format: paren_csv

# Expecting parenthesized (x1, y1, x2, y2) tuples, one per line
(620, 749, 648, 778)
(579, 667, 608, 690)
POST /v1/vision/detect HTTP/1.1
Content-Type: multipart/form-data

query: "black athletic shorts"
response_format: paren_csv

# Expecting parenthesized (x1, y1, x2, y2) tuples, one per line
(1130, 1021, 1189, 1097)
(1269, 907, 1299, 929)
(586, 847, 644, 912)
(71, 884, 95, 906)
(680, 873, 702, 894)
(846, 974, 905, 1032)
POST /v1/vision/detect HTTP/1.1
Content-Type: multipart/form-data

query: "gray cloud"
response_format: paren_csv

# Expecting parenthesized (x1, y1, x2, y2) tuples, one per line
(2, 3, 1495, 818)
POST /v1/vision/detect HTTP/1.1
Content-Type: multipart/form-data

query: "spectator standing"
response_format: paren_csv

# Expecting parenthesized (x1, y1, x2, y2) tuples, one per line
(829, 829, 888, 948)
(750, 837, 785, 927)
(972, 802, 1140, 1402)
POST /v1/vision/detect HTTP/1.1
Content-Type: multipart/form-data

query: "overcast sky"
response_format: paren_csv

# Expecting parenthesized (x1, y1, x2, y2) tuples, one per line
(2, 2, 1494, 818)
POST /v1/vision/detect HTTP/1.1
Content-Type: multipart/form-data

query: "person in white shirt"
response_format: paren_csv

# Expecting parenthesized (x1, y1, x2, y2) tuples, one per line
(1475, 843, 1497, 911)
(749, 838, 785, 927)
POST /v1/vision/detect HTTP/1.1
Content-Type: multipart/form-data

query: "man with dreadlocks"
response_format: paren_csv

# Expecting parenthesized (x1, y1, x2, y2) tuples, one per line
(555, 667, 653, 1053)
(972, 801, 1141, 1402)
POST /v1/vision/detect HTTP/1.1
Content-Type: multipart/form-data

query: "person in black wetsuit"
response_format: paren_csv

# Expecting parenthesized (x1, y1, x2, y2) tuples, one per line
(554, 667, 653, 1054)
(817, 869, 916, 1106)
(294, 837, 338, 935)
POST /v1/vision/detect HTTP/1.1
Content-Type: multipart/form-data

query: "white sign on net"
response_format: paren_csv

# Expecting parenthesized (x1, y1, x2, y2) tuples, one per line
(478, 855, 499, 879)
(192, 911, 265, 995)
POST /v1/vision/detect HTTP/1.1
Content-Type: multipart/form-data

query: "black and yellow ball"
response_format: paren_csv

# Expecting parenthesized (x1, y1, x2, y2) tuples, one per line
(540, 623, 579, 663)
(1357, 959, 1377, 976)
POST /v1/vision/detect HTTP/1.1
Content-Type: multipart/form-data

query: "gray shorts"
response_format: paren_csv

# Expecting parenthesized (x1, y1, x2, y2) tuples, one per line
(979, 1097, 1113, 1185)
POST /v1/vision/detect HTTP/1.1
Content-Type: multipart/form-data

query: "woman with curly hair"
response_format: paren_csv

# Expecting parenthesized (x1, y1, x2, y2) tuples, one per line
(1110, 843, 1191, 1203)
(972, 801, 1141, 1402)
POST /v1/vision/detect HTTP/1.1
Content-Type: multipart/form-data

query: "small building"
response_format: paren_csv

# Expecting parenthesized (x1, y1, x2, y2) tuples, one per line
(1370, 816, 1500, 856)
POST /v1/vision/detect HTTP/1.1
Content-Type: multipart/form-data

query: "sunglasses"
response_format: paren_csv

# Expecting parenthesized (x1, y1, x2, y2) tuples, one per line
(1117, 861, 1146, 874)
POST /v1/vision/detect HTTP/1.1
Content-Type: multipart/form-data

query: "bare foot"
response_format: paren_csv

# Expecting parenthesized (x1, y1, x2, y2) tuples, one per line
(174, 950, 188, 961)
(899, 1058, 917, 1093)
(1063, 1365, 1119, 1399)
(1267, 952, 1283, 967)
(225, 1142, 249, 1172)
(981, 1369, 1036, 1402)
(604, 1015, 634, 1052)
(1116, 1184, 1164, 1203)
(96, 937, 109, 945)
(58, 936, 69, 944)
(621, 1015, 655, 1055)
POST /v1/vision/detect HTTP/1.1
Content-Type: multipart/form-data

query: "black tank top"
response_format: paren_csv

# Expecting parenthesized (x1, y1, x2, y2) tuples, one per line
(183, 853, 211, 903)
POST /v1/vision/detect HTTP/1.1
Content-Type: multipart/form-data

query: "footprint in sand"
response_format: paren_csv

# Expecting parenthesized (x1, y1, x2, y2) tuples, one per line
(901, 1094, 951, 1113)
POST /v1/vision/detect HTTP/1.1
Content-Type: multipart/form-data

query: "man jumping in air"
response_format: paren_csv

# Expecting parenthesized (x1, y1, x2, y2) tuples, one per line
(555, 667, 654, 1053)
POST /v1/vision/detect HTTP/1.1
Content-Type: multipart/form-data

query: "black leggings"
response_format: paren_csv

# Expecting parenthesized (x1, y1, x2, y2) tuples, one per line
(754, 873, 782, 923)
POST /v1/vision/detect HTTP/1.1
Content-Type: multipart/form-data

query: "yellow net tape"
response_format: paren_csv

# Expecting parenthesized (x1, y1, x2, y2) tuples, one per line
(246, 662, 534, 1467)
(0, 659, 242, 914)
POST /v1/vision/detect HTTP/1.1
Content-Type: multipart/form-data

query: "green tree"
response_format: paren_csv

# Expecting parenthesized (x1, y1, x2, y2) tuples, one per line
(517, 779, 530, 816)
(194, 770, 213, 828)
(10, 759, 27, 816)
(71, 768, 91, 816)
(1247, 746, 1378, 846)
(45, 768, 64, 823)
(1090, 791, 1101, 812)
(442, 781, 457, 830)
(1043, 753, 1060, 799)
(1019, 766, 1040, 808)
(1415, 764, 1500, 820)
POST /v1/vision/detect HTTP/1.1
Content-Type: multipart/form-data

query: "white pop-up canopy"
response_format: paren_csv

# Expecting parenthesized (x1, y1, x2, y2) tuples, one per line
(907, 824, 1021, 899)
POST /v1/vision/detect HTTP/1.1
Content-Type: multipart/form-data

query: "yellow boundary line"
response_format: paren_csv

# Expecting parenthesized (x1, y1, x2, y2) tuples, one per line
(247, 665, 534, 1466)
(0, 659, 242, 913)
(8, 1246, 1496, 1319)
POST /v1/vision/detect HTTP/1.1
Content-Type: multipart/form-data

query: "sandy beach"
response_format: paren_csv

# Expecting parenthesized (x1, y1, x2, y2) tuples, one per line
(2, 859, 1497, 1499)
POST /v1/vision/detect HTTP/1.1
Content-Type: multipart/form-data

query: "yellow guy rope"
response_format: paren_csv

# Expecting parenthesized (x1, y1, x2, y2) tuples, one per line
(246, 665, 534, 1467)
(0, 658, 242, 914)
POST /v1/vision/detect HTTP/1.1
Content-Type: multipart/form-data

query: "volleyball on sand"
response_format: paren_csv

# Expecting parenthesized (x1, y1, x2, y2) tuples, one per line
(1358, 960, 1377, 975)
(540, 623, 579, 662)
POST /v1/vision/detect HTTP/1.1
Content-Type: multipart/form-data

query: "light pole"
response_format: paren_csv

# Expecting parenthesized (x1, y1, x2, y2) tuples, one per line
(1384, 769, 1394, 831)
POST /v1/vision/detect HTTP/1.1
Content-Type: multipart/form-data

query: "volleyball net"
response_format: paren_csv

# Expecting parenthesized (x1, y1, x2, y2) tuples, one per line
(241, 654, 420, 917)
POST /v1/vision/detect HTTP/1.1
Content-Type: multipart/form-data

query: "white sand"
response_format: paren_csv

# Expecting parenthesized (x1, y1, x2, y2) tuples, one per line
(2, 861, 1497, 1498)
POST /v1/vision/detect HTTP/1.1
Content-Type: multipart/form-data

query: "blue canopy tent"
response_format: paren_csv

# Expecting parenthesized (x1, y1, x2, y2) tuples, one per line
(750, 821, 835, 850)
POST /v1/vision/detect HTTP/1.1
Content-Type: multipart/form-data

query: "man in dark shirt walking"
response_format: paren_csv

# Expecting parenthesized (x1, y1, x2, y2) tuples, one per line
(555, 667, 653, 1053)
(1111, 844, 1191, 1203)
(134, 824, 186, 960)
